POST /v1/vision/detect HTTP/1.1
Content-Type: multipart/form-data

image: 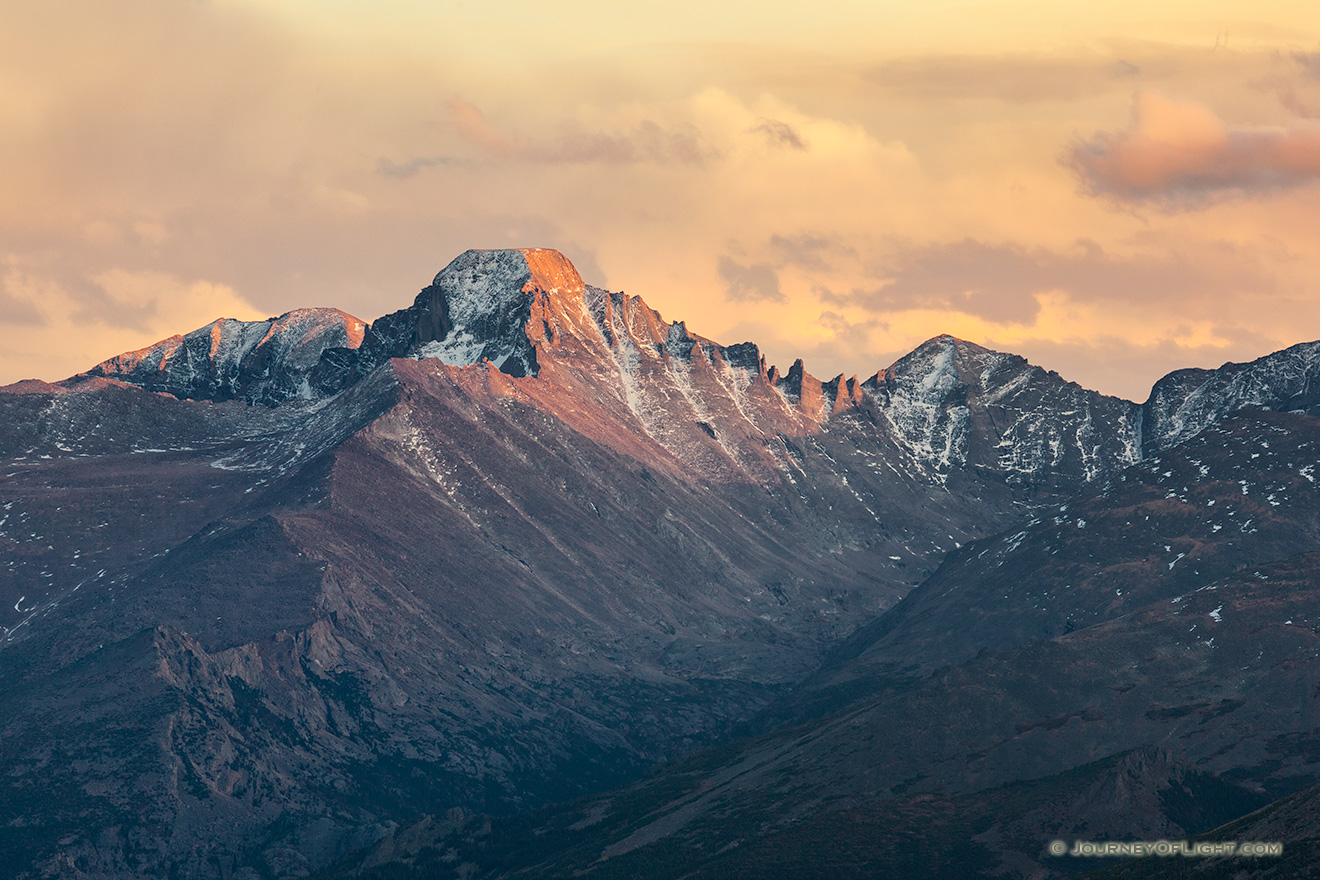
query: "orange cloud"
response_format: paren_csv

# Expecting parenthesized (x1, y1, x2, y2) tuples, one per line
(749, 119, 807, 150)
(1068, 91, 1320, 203)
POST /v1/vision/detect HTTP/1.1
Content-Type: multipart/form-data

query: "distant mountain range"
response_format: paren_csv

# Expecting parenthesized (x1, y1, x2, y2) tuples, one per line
(4, 249, 1320, 879)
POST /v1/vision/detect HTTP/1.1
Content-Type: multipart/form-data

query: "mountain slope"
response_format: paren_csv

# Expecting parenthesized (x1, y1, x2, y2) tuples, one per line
(772, 408, 1320, 723)
(6, 249, 1320, 878)
(0, 250, 1046, 876)
(331, 410, 1320, 880)
(1093, 776, 1320, 878)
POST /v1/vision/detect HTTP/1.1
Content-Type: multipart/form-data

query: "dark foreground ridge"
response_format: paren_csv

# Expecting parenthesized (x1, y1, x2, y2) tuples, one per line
(3, 249, 1320, 879)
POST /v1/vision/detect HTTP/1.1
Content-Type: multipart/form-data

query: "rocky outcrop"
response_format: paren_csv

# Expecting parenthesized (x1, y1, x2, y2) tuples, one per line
(1142, 339, 1320, 454)
(82, 308, 367, 405)
(865, 334, 1142, 491)
(359, 247, 588, 378)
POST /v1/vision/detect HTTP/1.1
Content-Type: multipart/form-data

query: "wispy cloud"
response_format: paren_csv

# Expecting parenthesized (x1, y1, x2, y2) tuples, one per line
(837, 236, 1276, 324)
(768, 233, 852, 271)
(0, 283, 45, 327)
(995, 330, 1281, 404)
(749, 119, 807, 150)
(717, 255, 783, 303)
(449, 99, 709, 166)
(1293, 51, 1320, 80)
(375, 155, 453, 178)
(1067, 91, 1320, 204)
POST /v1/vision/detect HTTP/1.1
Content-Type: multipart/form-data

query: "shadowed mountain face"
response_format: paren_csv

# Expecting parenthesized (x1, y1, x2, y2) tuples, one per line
(771, 410, 1320, 724)
(4, 249, 1320, 878)
(330, 412, 1320, 880)
(1093, 774, 1320, 879)
(316, 748, 1270, 880)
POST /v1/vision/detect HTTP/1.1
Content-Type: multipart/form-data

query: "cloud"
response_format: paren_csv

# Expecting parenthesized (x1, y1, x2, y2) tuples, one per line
(994, 329, 1280, 404)
(717, 255, 783, 303)
(768, 233, 852, 271)
(3, 2, 1318, 406)
(0, 264, 264, 385)
(750, 119, 807, 150)
(376, 155, 453, 178)
(0, 278, 45, 327)
(1067, 90, 1320, 203)
(850, 239, 1048, 324)
(817, 309, 885, 352)
(1294, 51, 1320, 80)
(449, 99, 709, 166)
(838, 236, 1276, 325)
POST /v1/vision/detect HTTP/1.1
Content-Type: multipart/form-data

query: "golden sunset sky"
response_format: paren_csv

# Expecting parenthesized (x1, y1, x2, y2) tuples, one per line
(5, 0, 1320, 399)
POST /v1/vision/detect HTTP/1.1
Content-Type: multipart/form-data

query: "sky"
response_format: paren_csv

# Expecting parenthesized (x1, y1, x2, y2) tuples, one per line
(4, 1, 1320, 400)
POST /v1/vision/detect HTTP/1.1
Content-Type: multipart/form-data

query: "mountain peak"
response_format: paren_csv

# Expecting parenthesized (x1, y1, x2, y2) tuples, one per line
(388, 248, 585, 377)
(436, 248, 585, 297)
(908, 333, 992, 358)
(77, 307, 367, 404)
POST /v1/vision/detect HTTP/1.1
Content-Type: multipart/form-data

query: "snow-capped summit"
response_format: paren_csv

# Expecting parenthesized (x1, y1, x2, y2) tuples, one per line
(865, 334, 1141, 487)
(82, 307, 366, 405)
(413, 248, 586, 375)
(356, 248, 596, 380)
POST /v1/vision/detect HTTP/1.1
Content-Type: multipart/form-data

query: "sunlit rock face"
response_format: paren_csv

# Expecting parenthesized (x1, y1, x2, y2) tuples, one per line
(364, 248, 588, 378)
(414, 248, 582, 376)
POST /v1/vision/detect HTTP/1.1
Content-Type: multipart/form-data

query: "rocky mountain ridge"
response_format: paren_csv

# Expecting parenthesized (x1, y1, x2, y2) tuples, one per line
(4, 248, 1320, 878)
(68, 249, 1320, 492)
(83, 308, 367, 405)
